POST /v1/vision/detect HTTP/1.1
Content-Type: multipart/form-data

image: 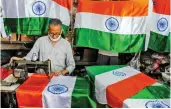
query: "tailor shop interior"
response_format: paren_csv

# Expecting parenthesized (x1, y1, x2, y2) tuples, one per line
(0, 0, 170, 108)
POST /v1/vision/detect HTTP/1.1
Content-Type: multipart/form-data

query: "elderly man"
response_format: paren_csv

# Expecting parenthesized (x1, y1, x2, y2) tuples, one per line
(10, 19, 75, 75)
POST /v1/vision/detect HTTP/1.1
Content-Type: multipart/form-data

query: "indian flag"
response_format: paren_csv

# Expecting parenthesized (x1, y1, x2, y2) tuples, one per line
(74, 0, 148, 53)
(2, 0, 71, 36)
(123, 83, 170, 108)
(16, 74, 96, 108)
(87, 66, 157, 107)
(148, 0, 170, 52)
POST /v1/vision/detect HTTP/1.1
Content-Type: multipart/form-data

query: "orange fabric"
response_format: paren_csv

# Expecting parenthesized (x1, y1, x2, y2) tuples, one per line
(77, 0, 148, 16)
(153, 0, 170, 15)
(16, 74, 53, 108)
(106, 73, 157, 108)
(52, 0, 72, 10)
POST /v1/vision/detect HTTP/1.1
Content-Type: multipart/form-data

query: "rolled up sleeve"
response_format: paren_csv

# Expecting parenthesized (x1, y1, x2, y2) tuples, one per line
(66, 44, 75, 74)
(23, 39, 40, 60)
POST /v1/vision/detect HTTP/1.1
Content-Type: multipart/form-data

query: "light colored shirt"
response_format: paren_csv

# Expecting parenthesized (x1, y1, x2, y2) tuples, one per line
(24, 36, 75, 74)
(98, 50, 118, 56)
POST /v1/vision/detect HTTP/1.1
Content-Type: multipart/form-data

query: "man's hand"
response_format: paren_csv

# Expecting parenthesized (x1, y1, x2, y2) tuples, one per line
(55, 69, 69, 76)
(9, 57, 24, 65)
(55, 70, 63, 76)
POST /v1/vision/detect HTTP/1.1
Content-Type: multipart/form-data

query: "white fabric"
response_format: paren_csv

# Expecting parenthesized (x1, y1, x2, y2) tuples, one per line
(42, 76, 76, 108)
(150, 12, 170, 36)
(145, 0, 153, 51)
(2, 0, 70, 26)
(152, 82, 162, 86)
(123, 99, 170, 108)
(98, 50, 118, 56)
(95, 66, 140, 104)
(0, 17, 7, 38)
(75, 12, 147, 34)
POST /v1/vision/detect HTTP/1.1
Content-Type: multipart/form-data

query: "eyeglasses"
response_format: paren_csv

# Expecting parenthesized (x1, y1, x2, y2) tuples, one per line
(48, 33, 60, 37)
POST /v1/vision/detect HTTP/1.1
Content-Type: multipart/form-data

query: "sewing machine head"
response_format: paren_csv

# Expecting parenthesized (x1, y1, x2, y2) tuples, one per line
(11, 60, 51, 83)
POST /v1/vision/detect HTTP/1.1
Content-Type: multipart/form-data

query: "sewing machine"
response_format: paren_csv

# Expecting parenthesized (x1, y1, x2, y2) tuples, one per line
(1, 60, 51, 107)
(11, 60, 51, 82)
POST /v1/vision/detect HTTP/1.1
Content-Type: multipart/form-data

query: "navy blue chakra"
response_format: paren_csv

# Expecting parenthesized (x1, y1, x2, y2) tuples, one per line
(48, 84, 68, 94)
(157, 18, 168, 32)
(113, 71, 126, 76)
(105, 17, 119, 31)
(32, 1, 46, 16)
(145, 100, 170, 108)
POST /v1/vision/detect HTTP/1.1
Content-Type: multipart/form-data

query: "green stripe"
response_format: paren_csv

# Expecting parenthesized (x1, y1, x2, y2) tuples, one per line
(3, 18, 68, 36)
(148, 31, 170, 53)
(71, 77, 96, 108)
(74, 28, 146, 53)
(131, 85, 170, 99)
(86, 65, 126, 82)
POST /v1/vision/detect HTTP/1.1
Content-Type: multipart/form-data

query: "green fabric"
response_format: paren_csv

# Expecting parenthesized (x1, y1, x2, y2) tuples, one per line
(131, 85, 170, 99)
(71, 77, 96, 108)
(148, 31, 170, 53)
(74, 28, 146, 53)
(3, 18, 68, 36)
(86, 65, 126, 82)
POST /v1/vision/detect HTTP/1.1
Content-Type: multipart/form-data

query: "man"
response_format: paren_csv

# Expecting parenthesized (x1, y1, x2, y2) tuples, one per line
(10, 19, 75, 75)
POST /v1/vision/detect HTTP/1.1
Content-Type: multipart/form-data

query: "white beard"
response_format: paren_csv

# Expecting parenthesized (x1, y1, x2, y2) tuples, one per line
(49, 35, 61, 42)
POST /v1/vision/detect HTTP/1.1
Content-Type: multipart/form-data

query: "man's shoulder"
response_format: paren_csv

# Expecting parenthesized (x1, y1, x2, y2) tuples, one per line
(60, 38, 71, 46)
(36, 36, 48, 42)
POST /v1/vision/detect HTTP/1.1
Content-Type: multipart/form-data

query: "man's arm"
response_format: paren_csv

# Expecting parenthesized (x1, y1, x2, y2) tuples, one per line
(54, 44, 75, 75)
(9, 39, 40, 64)
(23, 39, 40, 60)
(65, 44, 75, 74)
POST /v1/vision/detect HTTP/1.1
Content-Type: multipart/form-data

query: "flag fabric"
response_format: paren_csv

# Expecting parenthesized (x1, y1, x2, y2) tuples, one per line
(0, 67, 13, 80)
(2, 0, 71, 36)
(86, 65, 168, 108)
(123, 83, 170, 108)
(148, 0, 170, 52)
(74, 0, 148, 53)
(16, 74, 96, 108)
(0, 18, 8, 38)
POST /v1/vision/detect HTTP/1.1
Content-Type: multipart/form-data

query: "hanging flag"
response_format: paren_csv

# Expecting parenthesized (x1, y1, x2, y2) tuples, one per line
(74, 0, 148, 53)
(86, 66, 160, 107)
(123, 83, 170, 108)
(2, 0, 71, 36)
(16, 74, 96, 108)
(148, 0, 170, 52)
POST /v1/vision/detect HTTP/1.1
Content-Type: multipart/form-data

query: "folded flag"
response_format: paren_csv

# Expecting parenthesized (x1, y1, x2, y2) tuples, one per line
(16, 74, 96, 108)
(123, 83, 170, 108)
(148, 0, 170, 52)
(87, 66, 157, 107)
(74, 0, 148, 53)
(2, 0, 71, 36)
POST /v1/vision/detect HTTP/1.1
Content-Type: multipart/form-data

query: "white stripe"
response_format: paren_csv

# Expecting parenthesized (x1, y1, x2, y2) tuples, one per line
(123, 99, 170, 108)
(25, 0, 51, 17)
(75, 12, 147, 34)
(2, 0, 19, 18)
(152, 82, 162, 86)
(145, 0, 153, 51)
(95, 66, 140, 104)
(150, 12, 170, 36)
(49, 1, 70, 26)
(2, 0, 70, 26)
(0, 17, 7, 37)
(42, 76, 76, 108)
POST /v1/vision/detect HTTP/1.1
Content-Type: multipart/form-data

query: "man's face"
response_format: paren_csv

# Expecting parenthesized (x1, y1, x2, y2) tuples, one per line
(48, 24, 61, 39)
